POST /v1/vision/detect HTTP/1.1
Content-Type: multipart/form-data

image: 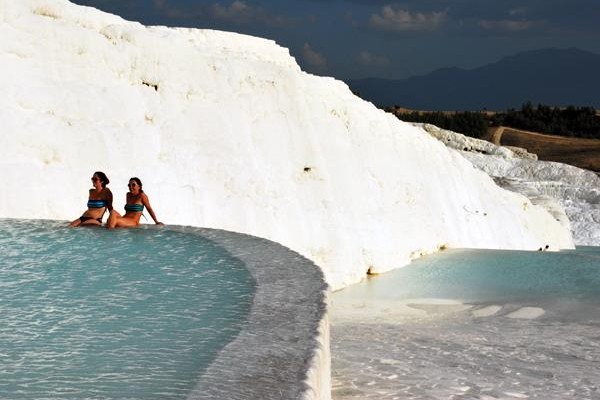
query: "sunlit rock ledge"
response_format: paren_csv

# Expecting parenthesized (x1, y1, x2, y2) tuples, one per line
(0, 0, 574, 291)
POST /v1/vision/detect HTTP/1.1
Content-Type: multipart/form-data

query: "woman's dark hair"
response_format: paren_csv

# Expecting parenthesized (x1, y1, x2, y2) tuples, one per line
(94, 171, 110, 188)
(129, 177, 144, 193)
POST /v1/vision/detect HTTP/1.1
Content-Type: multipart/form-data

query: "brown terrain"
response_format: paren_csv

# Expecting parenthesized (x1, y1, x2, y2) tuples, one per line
(487, 126, 600, 172)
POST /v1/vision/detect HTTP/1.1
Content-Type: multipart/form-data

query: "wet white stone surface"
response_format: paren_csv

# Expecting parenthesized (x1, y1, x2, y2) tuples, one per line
(330, 249, 600, 400)
(331, 302, 600, 400)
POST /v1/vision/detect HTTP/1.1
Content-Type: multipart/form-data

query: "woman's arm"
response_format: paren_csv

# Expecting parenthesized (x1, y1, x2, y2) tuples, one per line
(105, 189, 113, 211)
(142, 193, 163, 225)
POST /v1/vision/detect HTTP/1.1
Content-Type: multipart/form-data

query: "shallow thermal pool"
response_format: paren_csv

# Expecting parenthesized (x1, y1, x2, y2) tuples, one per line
(331, 247, 600, 400)
(0, 219, 255, 399)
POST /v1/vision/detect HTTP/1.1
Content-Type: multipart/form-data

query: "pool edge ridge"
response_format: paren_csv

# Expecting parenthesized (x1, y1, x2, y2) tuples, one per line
(302, 290, 332, 400)
(176, 226, 331, 400)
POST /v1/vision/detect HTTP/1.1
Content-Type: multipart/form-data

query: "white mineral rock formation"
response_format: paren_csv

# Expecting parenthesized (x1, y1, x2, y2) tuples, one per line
(0, 0, 574, 290)
(418, 123, 600, 246)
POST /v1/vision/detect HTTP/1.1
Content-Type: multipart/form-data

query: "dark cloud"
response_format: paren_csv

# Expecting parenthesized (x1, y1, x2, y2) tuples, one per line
(478, 19, 537, 33)
(302, 43, 328, 72)
(357, 50, 389, 67)
(70, 0, 600, 80)
(73, 0, 296, 28)
(307, 0, 600, 32)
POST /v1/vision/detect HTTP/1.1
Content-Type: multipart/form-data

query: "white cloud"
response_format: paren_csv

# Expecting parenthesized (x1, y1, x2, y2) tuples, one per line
(211, 1, 251, 21)
(209, 1, 292, 27)
(369, 6, 445, 32)
(509, 7, 527, 16)
(302, 43, 327, 71)
(479, 19, 533, 32)
(358, 51, 389, 67)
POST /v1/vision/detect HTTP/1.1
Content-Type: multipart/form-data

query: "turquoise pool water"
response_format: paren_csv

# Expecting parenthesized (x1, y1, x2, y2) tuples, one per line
(332, 247, 600, 400)
(0, 219, 255, 399)
(351, 246, 600, 304)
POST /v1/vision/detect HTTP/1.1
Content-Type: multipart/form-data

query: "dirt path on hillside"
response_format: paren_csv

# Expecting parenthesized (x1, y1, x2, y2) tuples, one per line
(489, 126, 505, 145)
(489, 126, 600, 172)
(492, 125, 600, 145)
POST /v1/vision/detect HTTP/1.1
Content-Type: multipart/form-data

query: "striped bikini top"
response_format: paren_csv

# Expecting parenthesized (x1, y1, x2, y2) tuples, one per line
(87, 199, 108, 209)
(124, 203, 144, 213)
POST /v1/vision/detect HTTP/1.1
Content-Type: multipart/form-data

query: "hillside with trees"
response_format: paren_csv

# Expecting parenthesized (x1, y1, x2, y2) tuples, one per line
(492, 103, 600, 139)
(388, 103, 600, 140)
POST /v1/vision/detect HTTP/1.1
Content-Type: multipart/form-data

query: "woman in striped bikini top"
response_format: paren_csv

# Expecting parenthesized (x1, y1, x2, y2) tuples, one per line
(69, 171, 113, 227)
(106, 177, 163, 229)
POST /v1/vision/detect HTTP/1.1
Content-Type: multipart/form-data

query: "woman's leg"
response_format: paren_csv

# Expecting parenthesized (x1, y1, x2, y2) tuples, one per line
(113, 216, 140, 228)
(107, 212, 139, 229)
(69, 218, 82, 227)
(107, 210, 121, 229)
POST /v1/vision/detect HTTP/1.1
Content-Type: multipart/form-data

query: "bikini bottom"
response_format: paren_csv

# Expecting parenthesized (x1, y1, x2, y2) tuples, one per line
(79, 216, 102, 224)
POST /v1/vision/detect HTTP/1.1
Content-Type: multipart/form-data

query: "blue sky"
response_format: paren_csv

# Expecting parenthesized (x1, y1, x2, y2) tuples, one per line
(71, 0, 600, 80)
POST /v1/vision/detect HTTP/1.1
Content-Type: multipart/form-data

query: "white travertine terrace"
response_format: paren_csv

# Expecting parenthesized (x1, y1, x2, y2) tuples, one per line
(418, 123, 600, 246)
(0, 0, 574, 292)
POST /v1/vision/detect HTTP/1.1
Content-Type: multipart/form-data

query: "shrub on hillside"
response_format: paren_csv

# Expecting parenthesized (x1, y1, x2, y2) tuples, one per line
(390, 110, 489, 139)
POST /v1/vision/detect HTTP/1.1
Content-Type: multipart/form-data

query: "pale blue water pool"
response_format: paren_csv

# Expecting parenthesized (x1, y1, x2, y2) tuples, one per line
(332, 247, 600, 399)
(354, 246, 600, 304)
(0, 219, 255, 399)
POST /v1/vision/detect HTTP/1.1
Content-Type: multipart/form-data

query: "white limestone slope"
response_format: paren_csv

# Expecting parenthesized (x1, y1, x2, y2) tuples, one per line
(418, 123, 600, 246)
(0, 0, 574, 290)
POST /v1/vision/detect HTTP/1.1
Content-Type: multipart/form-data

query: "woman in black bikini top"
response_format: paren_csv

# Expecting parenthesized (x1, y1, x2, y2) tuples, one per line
(69, 171, 113, 227)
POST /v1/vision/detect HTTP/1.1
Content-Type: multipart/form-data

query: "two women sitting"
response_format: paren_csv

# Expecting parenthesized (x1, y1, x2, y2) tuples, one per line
(70, 172, 162, 228)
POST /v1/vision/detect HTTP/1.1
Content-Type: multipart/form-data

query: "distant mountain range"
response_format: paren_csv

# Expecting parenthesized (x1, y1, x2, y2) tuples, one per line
(346, 48, 600, 111)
